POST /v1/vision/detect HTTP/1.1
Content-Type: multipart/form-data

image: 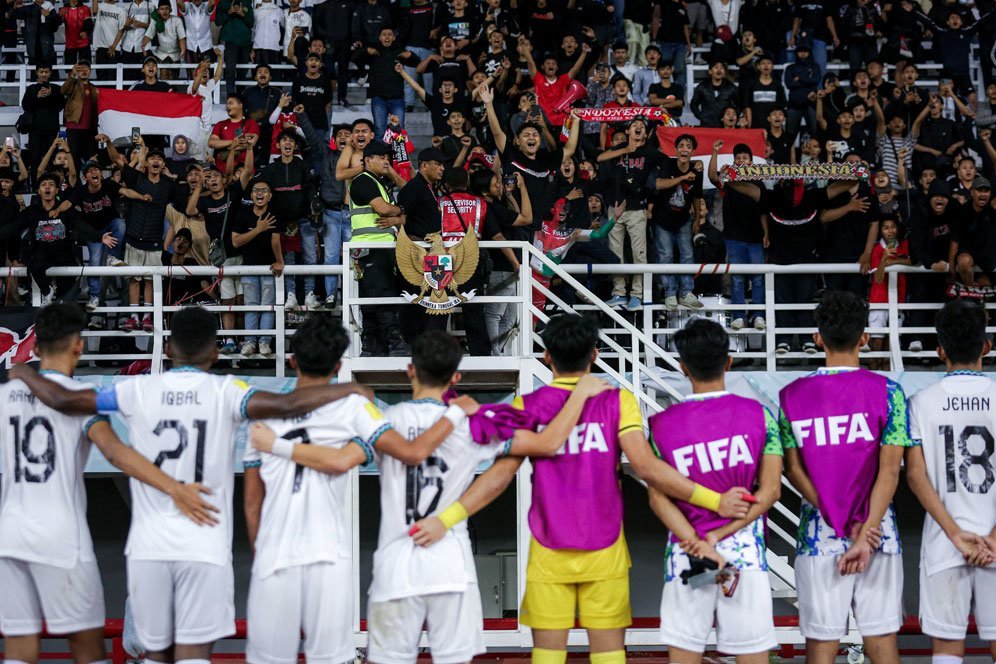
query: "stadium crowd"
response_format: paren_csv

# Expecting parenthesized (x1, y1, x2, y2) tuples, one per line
(2, 0, 996, 358)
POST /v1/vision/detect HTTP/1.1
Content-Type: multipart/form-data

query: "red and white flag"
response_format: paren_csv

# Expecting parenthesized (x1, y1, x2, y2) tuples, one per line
(97, 89, 203, 142)
(656, 127, 766, 189)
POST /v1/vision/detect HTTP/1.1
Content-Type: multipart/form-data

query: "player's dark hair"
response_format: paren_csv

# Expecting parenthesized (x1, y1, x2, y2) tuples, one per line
(276, 128, 299, 145)
(674, 133, 698, 150)
(936, 299, 988, 365)
(292, 315, 349, 377)
(542, 314, 600, 373)
(34, 303, 85, 354)
(814, 290, 868, 351)
(732, 143, 753, 159)
(516, 122, 543, 136)
(674, 318, 729, 381)
(169, 306, 218, 362)
(469, 168, 495, 197)
(411, 330, 463, 387)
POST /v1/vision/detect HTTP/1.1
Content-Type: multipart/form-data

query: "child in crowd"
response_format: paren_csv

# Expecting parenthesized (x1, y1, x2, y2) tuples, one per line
(868, 216, 911, 369)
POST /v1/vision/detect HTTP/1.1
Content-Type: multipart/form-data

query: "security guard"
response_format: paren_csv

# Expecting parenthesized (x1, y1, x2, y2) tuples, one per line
(348, 140, 411, 357)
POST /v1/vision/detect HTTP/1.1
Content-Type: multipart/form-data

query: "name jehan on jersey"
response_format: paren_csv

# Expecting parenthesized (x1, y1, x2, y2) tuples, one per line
(942, 396, 991, 411)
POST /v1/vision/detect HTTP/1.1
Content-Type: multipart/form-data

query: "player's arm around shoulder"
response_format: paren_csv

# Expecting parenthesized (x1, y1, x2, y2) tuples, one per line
(375, 398, 478, 466)
(506, 374, 613, 457)
(8, 363, 99, 414)
(87, 419, 219, 526)
(242, 380, 374, 420)
(247, 407, 375, 476)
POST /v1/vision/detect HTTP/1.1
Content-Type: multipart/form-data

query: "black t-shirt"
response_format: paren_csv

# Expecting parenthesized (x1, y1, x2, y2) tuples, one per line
(653, 0, 689, 43)
(766, 184, 829, 264)
(824, 184, 875, 260)
(130, 80, 172, 92)
(723, 185, 765, 243)
(166, 256, 206, 304)
(424, 57, 468, 89)
(122, 165, 178, 249)
(292, 73, 334, 130)
(741, 78, 785, 128)
(648, 81, 685, 105)
(426, 93, 468, 137)
(231, 203, 278, 266)
(794, 0, 831, 41)
(71, 179, 121, 234)
(397, 173, 441, 238)
(197, 182, 243, 254)
(501, 143, 563, 232)
(612, 144, 661, 208)
(953, 203, 996, 270)
(768, 129, 793, 163)
(488, 201, 520, 272)
(652, 158, 703, 231)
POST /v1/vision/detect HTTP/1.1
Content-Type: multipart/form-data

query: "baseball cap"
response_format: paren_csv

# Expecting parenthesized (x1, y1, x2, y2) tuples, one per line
(418, 147, 446, 165)
(147, 147, 166, 159)
(973, 176, 992, 190)
(175, 227, 193, 242)
(363, 140, 392, 158)
(142, 55, 158, 66)
(81, 160, 101, 173)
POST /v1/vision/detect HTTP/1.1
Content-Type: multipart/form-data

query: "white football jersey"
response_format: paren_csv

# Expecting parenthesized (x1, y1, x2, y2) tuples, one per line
(0, 372, 103, 569)
(105, 368, 254, 566)
(909, 372, 996, 575)
(368, 399, 508, 602)
(244, 393, 389, 579)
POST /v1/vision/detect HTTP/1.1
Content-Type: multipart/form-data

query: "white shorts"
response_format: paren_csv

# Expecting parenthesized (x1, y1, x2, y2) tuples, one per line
(658, 569, 777, 655)
(868, 310, 902, 339)
(127, 559, 235, 651)
(0, 557, 105, 636)
(367, 584, 485, 664)
(247, 561, 355, 664)
(919, 563, 996, 641)
(795, 553, 903, 640)
(219, 255, 244, 300)
(124, 245, 162, 280)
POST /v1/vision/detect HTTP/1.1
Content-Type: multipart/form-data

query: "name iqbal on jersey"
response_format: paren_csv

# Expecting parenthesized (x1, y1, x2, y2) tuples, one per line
(942, 396, 991, 411)
(673, 435, 755, 476)
(790, 413, 875, 447)
(161, 391, 203, 406)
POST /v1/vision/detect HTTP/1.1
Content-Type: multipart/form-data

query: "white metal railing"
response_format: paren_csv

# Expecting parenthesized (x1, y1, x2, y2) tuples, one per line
(0, 62, 300, 107)
(3, 247, 970, 376)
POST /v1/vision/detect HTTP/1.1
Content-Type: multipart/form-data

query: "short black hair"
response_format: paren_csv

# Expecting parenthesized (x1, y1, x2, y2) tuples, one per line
(168, 306, 218, 362)
(351, 118, 374, 132)
(814, 290, 868, 351)
(37, 171, 62, 189)
(411, 330, 463, 387)
(292, 315, 349, 377)
(516, 121, 543, 136)
(732, 143, 753, 159)
(444, 167, 468, 192)
(936, 299, 988, 364)
(254, 63, 271, 75)
(674, 318, 729, 381)
(542, 314, 599, 373)
(227, 92, 243, 104)
(34, 303, 85, 355)
(276, 128, 299, 145)
(469, 168, 495, 196)
(674, 133, 698, 150)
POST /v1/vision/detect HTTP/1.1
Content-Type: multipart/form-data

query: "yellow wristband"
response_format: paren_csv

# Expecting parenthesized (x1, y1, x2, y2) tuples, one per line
(689, 484, 722, 513)
(438, 501, 469, 529)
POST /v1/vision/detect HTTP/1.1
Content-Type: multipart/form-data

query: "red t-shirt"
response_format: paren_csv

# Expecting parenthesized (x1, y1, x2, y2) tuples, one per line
(60, 5, 92, 49)
(869, 238, 909, 303)
(211, 117, 260, 170)
(533, 73, 570, 127)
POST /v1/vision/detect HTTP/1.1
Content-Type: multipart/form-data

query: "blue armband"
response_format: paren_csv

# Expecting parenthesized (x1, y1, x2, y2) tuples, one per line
(95, 387, 119, 413)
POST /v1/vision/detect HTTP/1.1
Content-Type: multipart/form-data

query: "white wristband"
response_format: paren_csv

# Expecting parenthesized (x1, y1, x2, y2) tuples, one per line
(270, 438, 294, 459)
(443, 404, 467, 428)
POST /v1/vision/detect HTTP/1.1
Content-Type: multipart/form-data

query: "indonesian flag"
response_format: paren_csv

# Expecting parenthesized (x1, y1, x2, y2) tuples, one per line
(97, 89, 203, 142)
(656, 127, 766, 190)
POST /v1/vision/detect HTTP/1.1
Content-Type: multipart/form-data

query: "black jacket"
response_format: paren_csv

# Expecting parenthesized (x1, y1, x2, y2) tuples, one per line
(260, 156, 317, 221)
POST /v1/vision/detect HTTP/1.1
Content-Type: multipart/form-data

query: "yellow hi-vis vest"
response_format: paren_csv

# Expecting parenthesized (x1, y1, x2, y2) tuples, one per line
(348, 171, 396, 242)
